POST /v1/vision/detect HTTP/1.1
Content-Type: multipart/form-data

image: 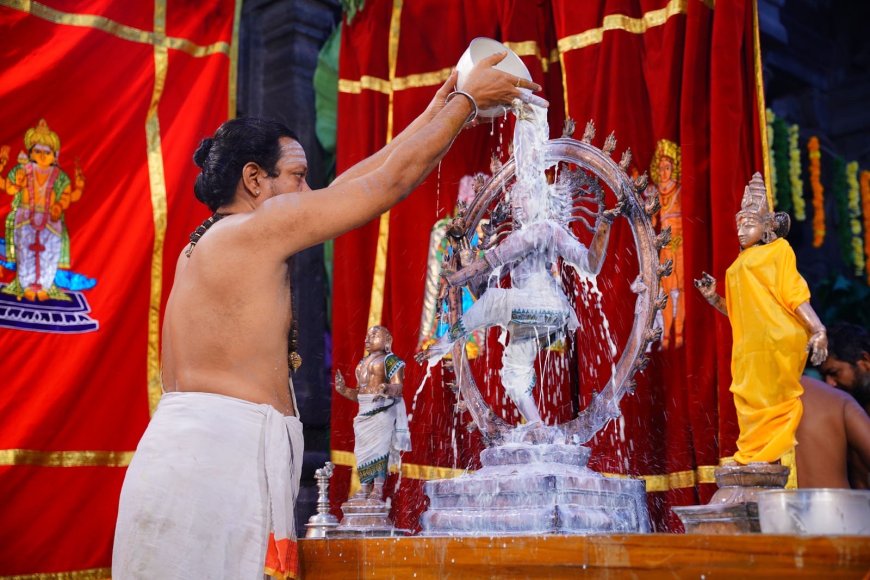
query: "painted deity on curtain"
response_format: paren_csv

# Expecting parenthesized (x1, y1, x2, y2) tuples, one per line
(0, 119, 97, 333)
(0, 119, 86, 301)
(645, 139, 684, 349)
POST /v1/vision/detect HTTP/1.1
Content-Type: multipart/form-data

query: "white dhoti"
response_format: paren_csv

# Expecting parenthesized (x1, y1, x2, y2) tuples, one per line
(15, 220, 62, 291)
(113, 391, 304, 579)
(354, 394, 411, 483)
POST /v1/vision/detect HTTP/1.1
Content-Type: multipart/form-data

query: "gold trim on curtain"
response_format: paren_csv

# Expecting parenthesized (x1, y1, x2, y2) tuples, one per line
(145, 0, 170, 415)
(557, 0, 689, 55)
(228, 0, 243, 117)
(503, 41, 559, 73)
(336, 45, 550, 95)
(0, 567, 112, 580)
(331, 449, 725, 490)
(331, 449, 469, 482)
(366, 0, 404, 328)
(0, 450, 133, 467)
(752, 0, 774, 209)
(0, 0, 229, 57)
(557, 0, 715, 116)
(338, 75, 392, 94)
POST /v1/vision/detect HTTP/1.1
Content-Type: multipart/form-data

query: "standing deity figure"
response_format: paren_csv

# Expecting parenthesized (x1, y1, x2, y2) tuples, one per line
(418, 173, 491, 360)
(695, 172, 828, 466)
(417, 105, 621, 426)
(335, 325, 411, 500)
(645, 139, 684, 349)
(0, 119, 85, 301)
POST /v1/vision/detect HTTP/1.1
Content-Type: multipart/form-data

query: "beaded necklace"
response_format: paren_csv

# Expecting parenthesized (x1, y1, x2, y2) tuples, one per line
(185, 212, 228, 257)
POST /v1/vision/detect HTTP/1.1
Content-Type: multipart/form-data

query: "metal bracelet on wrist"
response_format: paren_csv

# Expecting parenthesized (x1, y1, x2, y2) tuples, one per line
(446, 90, 479, 125)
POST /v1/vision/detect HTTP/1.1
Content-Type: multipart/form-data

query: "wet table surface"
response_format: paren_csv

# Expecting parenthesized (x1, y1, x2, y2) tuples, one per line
(300, 533, 870, 578)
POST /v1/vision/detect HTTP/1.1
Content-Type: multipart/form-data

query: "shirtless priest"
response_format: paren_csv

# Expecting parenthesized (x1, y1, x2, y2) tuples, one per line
(112, 53, 544, 579)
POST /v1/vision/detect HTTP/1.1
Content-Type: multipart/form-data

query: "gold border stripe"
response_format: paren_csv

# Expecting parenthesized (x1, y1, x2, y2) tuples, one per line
(331, 450, 467, 481)
(339, 69, 453, 95)
(332, 449, 362, 495)
(228, 0, 242, 117)
(0, 567, 111, 580)
(385, 0, 403, 143)
(696, 464, 718, 484)
(367, 0, 403, 328)
(557, 0, 689, 54)
(145, 0, 169, 415)
(332, 449, 723, 489)
(0, 0, 229, 57)
(400, 462, 467, 481)
(337, 43, 555, 95)
(0, 450, 133, 467)
(367, 212, 391, 328)
(504, 41, 559, 73)
(752, 0, 774, 210)
(336, 1, 711, 98)
(332, 449, 354, 465)
(392, 66, 453, 92)
(339, 75, 392, 95)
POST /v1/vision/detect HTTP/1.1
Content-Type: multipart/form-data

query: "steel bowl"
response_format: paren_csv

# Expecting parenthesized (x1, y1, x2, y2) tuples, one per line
(455, 37, 532, 118)
(757, 489, 870, 535)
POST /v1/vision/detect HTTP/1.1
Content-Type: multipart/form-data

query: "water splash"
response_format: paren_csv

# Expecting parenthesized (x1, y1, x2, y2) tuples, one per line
(407, 364, 432, 423)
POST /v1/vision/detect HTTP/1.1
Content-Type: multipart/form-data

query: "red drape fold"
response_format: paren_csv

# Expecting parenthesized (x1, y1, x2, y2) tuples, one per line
(0, 2, 236, 573)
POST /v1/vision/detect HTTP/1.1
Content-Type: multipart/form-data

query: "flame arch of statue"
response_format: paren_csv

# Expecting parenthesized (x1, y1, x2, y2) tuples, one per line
(442, 120, 671, 446)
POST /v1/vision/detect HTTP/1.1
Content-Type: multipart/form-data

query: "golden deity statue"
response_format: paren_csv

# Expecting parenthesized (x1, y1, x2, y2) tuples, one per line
(695, 173, 827, 471)
(645, 139, 683, 349)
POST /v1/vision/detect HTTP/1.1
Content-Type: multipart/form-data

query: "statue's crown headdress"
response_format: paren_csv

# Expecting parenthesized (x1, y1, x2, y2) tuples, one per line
(738, 172, 769, 219)
(24, 118, 61, 154)
(650, 139, 681, 185)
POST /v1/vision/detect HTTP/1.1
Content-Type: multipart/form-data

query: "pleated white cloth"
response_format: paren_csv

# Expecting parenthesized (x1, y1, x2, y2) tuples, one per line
(354, 394, 411, 483)
(113, 391, 303, 579)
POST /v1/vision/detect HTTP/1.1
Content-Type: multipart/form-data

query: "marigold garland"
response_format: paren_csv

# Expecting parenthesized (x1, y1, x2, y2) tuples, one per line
(808, 136, 825, 247)
(767, 109, 778, 206)
(861, 170, 870, 285)
(788, 124, 806, 221)
(847, 161, 865, 276)
(773, 117, 792, 213)
(832, 157, 852, 269)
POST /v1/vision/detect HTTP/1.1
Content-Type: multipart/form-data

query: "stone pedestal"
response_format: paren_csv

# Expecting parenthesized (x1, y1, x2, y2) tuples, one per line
(673, 463, 789, 534)
(421, 443, 650, 535)
(329, 492, 411, 538)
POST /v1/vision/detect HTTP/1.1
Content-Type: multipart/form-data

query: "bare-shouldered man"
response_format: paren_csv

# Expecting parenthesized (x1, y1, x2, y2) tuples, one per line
(114, 53, 545, 579)
(796, 376, 870, 488)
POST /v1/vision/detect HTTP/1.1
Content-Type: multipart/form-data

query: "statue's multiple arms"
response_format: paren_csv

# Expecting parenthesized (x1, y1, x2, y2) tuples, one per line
(694, 272, 728, 316)
(0, 145, 8, 182)
(584, 201, 624, 275)
(445, 222, 561, 287)
(1, 146, 25, 197)
(795, 302, 828, 366)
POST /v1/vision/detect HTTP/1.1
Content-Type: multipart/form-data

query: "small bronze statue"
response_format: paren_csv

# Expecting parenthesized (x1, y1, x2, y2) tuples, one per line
(694, 172, 827, 466)
(335, 325, 411, 501)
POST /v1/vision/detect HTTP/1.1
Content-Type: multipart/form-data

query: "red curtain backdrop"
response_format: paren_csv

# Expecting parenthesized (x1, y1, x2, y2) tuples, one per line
(331, 0, 763, 532)
(0, 2, 237, 576)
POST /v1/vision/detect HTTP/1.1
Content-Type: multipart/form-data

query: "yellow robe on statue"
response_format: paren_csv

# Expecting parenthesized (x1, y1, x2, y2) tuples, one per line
(725, 237, 810, 464)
